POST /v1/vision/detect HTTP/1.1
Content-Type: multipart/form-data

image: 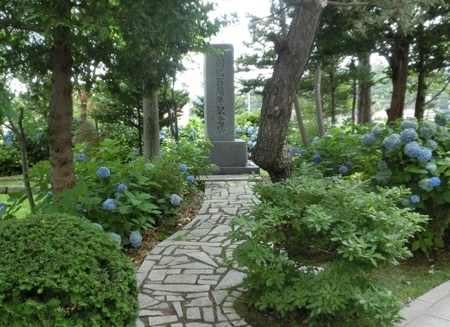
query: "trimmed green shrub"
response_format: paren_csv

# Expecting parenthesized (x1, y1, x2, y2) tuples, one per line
(0, 213, 138, 327)
(229, 164, 428, 326)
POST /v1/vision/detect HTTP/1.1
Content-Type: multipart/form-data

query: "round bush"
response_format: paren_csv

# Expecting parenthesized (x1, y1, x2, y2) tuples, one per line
(0, 213, 138, 327)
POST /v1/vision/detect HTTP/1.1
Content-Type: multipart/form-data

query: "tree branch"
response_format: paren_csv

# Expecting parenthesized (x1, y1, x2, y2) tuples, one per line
(267, 32, 288, 55)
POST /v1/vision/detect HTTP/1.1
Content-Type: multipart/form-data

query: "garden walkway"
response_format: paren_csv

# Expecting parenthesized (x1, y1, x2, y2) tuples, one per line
(135, 175, 450, 327)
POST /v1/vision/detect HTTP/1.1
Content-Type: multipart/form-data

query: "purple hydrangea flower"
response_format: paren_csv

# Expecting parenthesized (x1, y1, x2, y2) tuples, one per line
(289, 147, 299, 157)
(129, 231, 143, 248)
(96, 166, 110, 179)
(186, 175, 195, 184)
(338, 165, 349, 174)
(170, 194, 181, 206)
(312, 154, 322, 164)
(102, 198, 117, 211)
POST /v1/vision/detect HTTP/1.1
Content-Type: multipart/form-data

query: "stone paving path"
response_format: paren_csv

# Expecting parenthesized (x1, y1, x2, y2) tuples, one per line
(136, 176, 254, 327)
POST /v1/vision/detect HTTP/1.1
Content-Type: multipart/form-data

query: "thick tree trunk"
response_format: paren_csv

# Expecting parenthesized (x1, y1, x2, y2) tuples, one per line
(253, 0, 326, 182)
(49, 0, 75, 193)
(143, 91, 160, 160)
(387, 38, 410, 123)
(357, 52, 371, 124)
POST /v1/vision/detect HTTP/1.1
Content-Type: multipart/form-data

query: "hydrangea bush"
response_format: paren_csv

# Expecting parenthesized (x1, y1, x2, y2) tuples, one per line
(293, 117, 450, 255)
(24, 134, 214, 246)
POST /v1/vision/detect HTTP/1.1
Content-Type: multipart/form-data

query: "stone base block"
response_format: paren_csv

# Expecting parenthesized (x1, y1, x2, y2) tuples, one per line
(208, 139, 248, 167)
(211, 165, 260, 175)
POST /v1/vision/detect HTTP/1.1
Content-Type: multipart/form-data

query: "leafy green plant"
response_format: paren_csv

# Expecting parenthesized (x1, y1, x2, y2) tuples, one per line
(0, 213, 138, 327)
(229, 164, 428, 326)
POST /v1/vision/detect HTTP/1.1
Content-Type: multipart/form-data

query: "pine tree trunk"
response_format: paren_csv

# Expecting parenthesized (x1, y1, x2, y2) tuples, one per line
(49, 0, 75, 192)
(387, 39, 410, 123)
(143, 91, 160, 160)
(253, 0, 326, 182)
(357, 52, 372, 124)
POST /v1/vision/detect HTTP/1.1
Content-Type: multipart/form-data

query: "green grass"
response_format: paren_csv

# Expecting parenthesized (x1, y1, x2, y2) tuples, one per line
(0, 194, 32, 218)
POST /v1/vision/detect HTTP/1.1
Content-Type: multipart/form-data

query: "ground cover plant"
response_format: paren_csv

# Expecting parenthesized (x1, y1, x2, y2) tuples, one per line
(229, 163, 428, 327)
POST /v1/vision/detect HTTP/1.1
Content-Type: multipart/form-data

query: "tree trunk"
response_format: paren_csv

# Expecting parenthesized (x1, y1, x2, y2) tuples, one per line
(49, 0, 75, 193)
(415, 35, 426, 120)
(387, 38, 410, 123)
(143, 91, 160, 160)
(315, 62, 325, 135)
(253, 0, 326, 182)
(357, 52, 372, 124)
(293, 96, 309, 148)
(330, 58, 337, 125)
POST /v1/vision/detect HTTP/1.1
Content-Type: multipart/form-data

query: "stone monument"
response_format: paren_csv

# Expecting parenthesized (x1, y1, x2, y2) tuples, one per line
(204, 44, 259, 174)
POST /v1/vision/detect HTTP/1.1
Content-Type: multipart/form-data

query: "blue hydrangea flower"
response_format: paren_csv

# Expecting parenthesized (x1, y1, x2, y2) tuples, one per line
(247, 140, 255, 148)
(361, 133, 376, 146)
(0, 203, 6, 212)
(373, 169, 392, 184)
(178, 163, 188, 173)
(129, 231, 143, 248)
(371, 125, 383, 138)
(299, 149, 306, 155)
(186, 175, 195, 184)
(417, 148, 432, 162)
(96, 166, 110, 179)
(289, 147, 299, 157)
(188, 130, 195, 139)
(410, 195, 421, 203)
(116, 183, 127, 192)
(424, 139, 437, 150)
(401, 118, 418, 130)
(170, 194, 181, 206)
(76, 153, 87, 162)
(377, 161, 388, 171)
(419, 178, 434, 192)
(383, 134, 401, 151)
(402, 199, 411, 207)
(46, 191, 53, 197)
(110, 232, 121, 244)
(346, 161, 353, 167)
(247, 126, 254, 135)
(429, 177, 441, 187)
(312, 136, 320, 144)
(93, 222, 103, 230)
(420, 120, 437, 139)
(426, 162, 437, 173)
(338, 165, 349, 174)
(102, 198, 117, 211)
(312, 154, 322, 164)
(400, 128, 418, 143)
(404, 141, 420, 158)
(235, 126, 242, 134)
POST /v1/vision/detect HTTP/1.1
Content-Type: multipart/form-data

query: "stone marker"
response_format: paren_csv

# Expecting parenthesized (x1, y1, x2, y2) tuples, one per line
(204, 44, 259, 174)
